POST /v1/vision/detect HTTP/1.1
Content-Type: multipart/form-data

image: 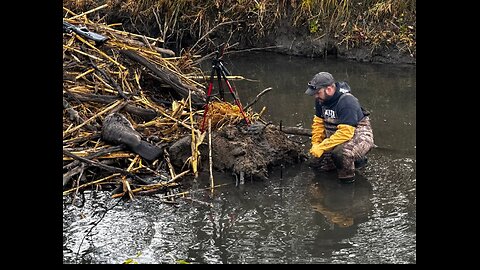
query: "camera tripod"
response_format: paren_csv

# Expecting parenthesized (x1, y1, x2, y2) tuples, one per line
(200, 45, 250, 133)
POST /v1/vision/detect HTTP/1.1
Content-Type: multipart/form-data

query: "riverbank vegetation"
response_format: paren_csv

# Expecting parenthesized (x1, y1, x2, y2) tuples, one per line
(64, 0, 416, 62)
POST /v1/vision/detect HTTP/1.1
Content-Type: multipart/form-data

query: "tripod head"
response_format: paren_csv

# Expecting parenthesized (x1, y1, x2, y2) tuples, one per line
(215, 43, 227, 60)
(212, 43, 230, 75)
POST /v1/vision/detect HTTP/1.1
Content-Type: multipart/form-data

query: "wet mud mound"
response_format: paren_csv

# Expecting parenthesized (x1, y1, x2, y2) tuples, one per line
(211, 124, 305, 180)
(169, 123, 306, 182)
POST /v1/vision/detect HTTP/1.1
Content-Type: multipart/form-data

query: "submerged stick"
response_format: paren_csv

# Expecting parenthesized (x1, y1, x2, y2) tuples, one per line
(159, 182, 232, 200)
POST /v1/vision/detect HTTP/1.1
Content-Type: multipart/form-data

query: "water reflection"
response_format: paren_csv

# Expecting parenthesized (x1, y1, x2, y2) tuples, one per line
(172, 166, 376, 264)
(308, 172, 372, 229)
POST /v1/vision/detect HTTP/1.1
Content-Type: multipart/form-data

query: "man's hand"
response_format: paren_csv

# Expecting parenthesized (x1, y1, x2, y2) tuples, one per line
(310, 143, 324, 158)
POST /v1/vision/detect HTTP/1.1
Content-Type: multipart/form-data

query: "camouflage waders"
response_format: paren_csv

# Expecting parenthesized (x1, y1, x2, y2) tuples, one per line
(319, 116, 374, 180)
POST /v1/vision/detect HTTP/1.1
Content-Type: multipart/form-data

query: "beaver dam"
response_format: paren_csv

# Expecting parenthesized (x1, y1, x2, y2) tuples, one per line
(62, 9, 313, 203)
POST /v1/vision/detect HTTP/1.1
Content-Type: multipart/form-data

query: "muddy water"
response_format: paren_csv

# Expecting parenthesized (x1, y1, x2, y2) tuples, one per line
(63, 52, 416, 264)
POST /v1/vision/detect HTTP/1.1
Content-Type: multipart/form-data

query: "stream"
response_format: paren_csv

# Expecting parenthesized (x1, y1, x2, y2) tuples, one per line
(63, 52, 416, 264)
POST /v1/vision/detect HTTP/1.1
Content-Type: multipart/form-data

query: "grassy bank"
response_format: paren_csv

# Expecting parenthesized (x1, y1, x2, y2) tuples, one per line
(64, 0, 415, 60)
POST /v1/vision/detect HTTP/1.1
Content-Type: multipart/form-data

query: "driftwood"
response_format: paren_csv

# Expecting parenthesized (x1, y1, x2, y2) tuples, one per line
(68, 92, 158, 121)
(120, 49, 206, 105)
(105, 27, 175, 57)
(272, 125, 312, 137)
(244, 87, 272, 110)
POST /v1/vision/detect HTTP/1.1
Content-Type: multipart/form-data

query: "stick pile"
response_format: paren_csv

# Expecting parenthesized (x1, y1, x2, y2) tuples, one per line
(63, 7, 259, 201)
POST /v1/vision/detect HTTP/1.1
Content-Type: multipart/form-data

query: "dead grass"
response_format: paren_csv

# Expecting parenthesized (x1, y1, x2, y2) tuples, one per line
(64, 0, 416, 58)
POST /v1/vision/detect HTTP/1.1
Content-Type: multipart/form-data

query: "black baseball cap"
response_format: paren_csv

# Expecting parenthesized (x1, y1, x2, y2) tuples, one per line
(305, 72, 335, 96)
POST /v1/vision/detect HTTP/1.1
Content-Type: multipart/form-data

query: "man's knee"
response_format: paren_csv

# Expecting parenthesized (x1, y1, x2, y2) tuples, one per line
(331, 145, 353, 169)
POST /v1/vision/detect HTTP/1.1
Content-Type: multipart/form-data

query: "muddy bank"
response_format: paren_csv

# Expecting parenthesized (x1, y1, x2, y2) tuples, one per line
(206, 13, 415, 65)
(233, 24, 416, 65)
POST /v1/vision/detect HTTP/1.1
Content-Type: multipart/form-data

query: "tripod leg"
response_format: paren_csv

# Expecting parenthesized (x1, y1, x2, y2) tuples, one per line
(200, 67, 216, 133)
(216, 67, 225, 101)
(220, 67, 250, 126)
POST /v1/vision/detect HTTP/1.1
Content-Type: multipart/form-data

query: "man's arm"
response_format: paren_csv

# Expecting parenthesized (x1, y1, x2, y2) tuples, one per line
(310, 124, 355, 157)
(311, 115, 326, 144)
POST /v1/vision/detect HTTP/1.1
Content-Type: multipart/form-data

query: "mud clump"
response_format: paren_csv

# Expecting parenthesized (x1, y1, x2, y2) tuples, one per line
(169, 123, 306, 181)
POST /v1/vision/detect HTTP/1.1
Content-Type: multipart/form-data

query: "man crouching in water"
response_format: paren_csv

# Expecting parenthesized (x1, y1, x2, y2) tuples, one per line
(305, 72, 374, 183)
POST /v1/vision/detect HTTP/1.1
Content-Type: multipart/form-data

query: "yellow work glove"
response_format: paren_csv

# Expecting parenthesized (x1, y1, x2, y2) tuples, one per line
(315, 124, 356, 152)
(311, 116, 326, 144)
(310, 143, 324, 158)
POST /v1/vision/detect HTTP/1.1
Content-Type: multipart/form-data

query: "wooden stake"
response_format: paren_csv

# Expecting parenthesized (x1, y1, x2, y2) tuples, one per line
(209, 118, 214, 193)
(164, 149, 176, 179)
